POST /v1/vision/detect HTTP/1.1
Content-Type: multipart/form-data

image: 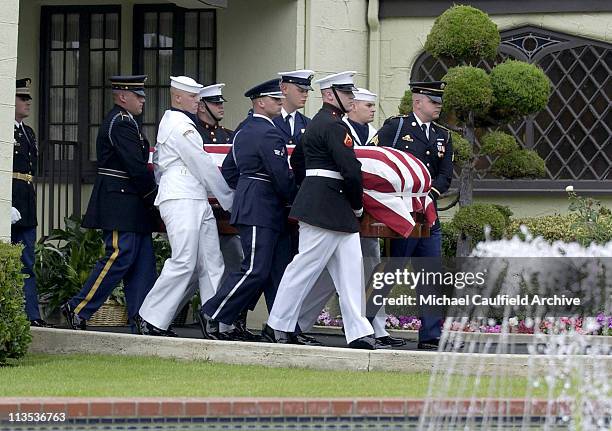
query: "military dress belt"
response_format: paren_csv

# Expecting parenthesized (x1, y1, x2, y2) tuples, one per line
(12, 172, 34, 183)
(98, 168, 130, 179)
(305, 169, 344, 180)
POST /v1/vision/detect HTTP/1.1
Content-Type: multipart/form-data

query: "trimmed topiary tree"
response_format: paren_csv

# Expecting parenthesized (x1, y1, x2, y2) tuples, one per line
(418, 5, 551, 255)
(451, 203, 511, 245)
(0, 242, 31, 364)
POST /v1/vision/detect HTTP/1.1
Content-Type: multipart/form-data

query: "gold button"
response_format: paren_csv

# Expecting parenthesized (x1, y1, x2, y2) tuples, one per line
(212, 138, 217, 143)
(121, 189, 125, 193)
(426, 151, 430, 155)
(426, 163, 430, 167)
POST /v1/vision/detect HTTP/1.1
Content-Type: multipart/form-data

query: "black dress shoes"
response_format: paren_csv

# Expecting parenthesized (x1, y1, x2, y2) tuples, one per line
(348, 335, 377, 350)
(137, 316, 177, 337)
(197, 309, 220, 340)
(30, 319, 54, 328)
(60, 303, 86, 330)
(375, 335, 406, 348)
(417, 338, 440, 350)
(261, 324, 295, 344)
(233, 312, 260, 341)
(295, 333, 322, 346)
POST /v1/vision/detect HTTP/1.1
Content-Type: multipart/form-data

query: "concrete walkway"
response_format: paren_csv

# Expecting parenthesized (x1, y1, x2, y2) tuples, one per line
(30, 328, 612, 377)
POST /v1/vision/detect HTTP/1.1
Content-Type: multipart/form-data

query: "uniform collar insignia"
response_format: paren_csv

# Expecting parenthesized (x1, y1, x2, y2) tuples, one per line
(402, 134, 413, 142)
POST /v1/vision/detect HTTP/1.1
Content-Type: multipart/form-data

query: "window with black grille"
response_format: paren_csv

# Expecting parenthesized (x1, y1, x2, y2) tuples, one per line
(40, 6, 121, 178)
(133, 5, 216, 145)
(411, 26, 611, 192)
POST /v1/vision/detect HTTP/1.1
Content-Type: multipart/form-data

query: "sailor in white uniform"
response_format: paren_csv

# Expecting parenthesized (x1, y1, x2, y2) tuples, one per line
(138, 76, 234, 336)
(296, 88, 406, 348)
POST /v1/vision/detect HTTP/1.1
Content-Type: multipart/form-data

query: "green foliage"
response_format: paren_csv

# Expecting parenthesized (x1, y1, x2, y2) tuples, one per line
(442, 66, 493, 118)
(507, 214, 612, 246)
(450, 131, 472, 165)
(0, 242, 31, 364)
(567, 191, 612, 246)
(35, 217, 105, 310)
(152, 234, 171, 275)
(490, 60, 551, 120)
(480, 131, 519, 157)
(424, 5, 500, 61)
(441, 221, 458, 258)
(398, 90, 413, 115)
(506, 192, 612, 246)
(451, 203, 509, 244)
(490, 149, 546, 179)
(491, 204, 513, 224)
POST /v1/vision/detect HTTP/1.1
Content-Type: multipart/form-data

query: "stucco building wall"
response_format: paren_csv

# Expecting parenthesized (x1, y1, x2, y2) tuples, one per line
(0, 0, 19, 241)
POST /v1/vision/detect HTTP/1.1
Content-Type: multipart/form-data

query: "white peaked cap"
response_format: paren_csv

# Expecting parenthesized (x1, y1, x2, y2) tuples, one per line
(314, 71, 357, 91)
(170, 76, 203, 94)
(199, 83, 226, 99)
(353, 87, 377, 102)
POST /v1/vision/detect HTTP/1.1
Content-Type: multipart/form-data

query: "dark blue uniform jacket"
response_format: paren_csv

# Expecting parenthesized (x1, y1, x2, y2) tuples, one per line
(222, 114, 296, 232)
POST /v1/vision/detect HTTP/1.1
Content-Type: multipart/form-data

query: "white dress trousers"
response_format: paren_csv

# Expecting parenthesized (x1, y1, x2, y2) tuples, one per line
(268, 222, 374, 343)
(297, 237, 389, 337)
(139, 199, 224, 330)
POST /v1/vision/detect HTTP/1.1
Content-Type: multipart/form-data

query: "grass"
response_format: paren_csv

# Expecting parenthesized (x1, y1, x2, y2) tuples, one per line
(0, 353, 555, 398)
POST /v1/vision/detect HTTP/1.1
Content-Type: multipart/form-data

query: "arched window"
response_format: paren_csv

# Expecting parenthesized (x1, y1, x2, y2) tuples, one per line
(411, 26, 611, 192)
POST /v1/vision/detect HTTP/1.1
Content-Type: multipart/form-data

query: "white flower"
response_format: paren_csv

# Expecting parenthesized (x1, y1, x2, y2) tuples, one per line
(508, 316, 519, 327)
(565, 185, 574, 192)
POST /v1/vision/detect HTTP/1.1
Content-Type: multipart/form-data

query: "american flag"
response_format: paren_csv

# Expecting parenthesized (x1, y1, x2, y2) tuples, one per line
(203, 144, 436, 238)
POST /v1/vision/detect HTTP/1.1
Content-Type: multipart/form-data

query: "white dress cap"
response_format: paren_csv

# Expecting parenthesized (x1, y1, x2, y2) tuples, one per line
(199, 83, 226, 101)
(353, 87, 377, 102)
(278, 69, 315, 90)
(314, 71, 357, 91)
(170, 76, 203, 94)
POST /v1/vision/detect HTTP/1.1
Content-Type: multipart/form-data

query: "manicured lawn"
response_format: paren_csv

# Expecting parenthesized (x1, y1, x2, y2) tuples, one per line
(1, 353, 547, 398)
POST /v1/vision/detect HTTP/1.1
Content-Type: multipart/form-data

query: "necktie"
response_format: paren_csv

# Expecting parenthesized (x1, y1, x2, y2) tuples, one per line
(421, 123, 429, 139)
(285, 114, 294, 135)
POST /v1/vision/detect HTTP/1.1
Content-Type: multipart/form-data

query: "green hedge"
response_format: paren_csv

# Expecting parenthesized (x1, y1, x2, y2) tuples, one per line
(506, 214, 612, 245)
(0, 242, 31, 364)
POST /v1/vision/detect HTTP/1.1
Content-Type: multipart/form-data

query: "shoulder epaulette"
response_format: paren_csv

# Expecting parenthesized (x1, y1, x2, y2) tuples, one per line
(108, 111, 135, 145)
(390, 114, 410, 120)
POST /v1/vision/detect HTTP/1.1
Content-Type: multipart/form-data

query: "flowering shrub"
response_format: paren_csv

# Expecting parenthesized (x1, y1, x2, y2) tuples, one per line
(315, 309, 611, 336)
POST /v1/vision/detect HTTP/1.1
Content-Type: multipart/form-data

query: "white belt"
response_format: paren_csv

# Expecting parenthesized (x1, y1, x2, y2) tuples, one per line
(164, 165, 192, 177)
(305, 169, 344, 180)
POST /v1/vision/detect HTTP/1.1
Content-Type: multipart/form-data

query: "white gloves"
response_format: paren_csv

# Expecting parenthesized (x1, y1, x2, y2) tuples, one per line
(353, 207, 364, 218)
(11, 207, 21, 224)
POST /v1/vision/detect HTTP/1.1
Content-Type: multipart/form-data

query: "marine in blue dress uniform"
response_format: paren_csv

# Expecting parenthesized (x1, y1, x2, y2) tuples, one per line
(264, 71, 376, 349)
(373, 81, 454, 350)
(61, 75, 158, 332)
(199, 79, 296, 340)
(11, 78, 51, 327)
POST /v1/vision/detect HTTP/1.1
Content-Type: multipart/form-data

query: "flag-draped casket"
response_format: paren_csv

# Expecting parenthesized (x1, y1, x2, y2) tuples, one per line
(202, 144, 436, 238)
